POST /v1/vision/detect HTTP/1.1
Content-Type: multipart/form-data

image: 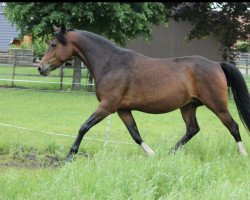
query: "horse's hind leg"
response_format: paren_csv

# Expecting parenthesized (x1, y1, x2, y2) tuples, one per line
(214, 110, 248, 156)
(117, 109, 154, 156)
(170, 104, 200, 152)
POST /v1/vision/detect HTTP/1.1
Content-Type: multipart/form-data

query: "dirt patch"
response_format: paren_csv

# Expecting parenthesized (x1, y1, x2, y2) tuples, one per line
(0, 151, 91, 169)
(0, 154, 64, 169)
(0, 161, 46, 169)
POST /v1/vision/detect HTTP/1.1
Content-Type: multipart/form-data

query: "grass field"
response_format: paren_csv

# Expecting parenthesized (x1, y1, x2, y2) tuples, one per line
(0, 88, 249, 199)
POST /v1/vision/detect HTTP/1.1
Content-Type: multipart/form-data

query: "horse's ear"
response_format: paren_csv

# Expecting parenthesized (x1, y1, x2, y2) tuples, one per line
(60, 24, 66, 33)
(53, 25, 59, 32)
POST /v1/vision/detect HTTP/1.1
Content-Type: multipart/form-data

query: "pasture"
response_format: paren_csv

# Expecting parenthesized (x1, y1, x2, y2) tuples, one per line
(0, 88, 249, 199)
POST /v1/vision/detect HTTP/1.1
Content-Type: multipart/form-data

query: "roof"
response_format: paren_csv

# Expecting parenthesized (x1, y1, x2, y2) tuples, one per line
(0, 3, 20, 52)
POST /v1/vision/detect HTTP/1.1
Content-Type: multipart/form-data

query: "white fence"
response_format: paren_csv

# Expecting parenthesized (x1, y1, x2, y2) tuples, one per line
(236, 53, 250, 76)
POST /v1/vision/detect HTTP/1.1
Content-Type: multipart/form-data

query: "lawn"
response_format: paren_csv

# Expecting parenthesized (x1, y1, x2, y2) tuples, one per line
(0, 88, 249, 199)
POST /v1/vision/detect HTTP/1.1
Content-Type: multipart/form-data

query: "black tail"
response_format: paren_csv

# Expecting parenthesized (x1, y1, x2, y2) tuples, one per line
(220, 62, 250, 133)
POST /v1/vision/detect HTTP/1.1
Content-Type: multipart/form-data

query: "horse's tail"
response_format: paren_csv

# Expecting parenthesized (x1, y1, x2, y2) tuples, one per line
(220, 62, 250, 133)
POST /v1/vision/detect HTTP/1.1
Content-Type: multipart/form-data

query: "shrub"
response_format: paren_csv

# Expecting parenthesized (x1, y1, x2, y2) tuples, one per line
(32, 37, 50, 59)
(235, 41, 250, 53)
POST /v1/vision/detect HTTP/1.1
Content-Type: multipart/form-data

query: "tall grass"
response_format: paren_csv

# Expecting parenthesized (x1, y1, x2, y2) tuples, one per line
(0, 88, 249, 199)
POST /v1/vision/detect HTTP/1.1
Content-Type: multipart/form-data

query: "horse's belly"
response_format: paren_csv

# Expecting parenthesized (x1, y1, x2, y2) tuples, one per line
(134, 103, 180, 114)
(120, 92, 190, 114)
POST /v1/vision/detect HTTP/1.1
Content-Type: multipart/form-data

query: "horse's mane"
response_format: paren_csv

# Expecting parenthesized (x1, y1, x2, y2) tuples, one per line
(54, 28, 140, 55)
(81, 31, 125, 52)
(54, 29, 126, 50)
(81, 31, 144, 56)
(53, 28, 75, 45)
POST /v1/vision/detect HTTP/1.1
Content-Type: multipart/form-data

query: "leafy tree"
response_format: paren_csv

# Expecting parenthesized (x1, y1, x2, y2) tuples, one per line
(164, 2, 250, 61)
(4, 2, 167, 46)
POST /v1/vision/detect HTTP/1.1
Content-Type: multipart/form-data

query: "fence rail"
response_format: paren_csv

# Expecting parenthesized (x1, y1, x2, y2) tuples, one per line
(0, 53, 13, 64)
(0, 51, 34, 66)
(0, 53, 94, 91)
(236, 53, 250, 76)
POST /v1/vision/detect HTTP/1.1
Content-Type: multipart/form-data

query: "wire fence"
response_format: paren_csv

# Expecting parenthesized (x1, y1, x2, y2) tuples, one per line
(0, 119, 136, 147)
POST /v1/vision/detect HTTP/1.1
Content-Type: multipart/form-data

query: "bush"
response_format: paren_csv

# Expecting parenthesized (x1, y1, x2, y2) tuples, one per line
(235, 41, 250, 53)
(20, 43, 32, 49)
(10, 43, 32, 50)
(32, 37, 50, 60)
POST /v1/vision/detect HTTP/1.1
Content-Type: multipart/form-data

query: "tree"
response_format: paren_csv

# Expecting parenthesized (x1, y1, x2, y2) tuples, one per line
(4, 2, 167, 90)
(164, 2, 250, 61)
(4, 2, 167, 46)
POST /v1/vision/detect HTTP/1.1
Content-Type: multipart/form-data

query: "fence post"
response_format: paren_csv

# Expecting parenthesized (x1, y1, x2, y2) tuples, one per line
(104, 114, 111, 146)
(59, 64, 64, 90)
(246, 56, 249, 76)
(11, 51, 17, 88)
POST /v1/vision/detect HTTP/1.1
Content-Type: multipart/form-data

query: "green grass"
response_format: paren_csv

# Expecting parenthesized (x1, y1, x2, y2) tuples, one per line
(243, 75, 250, 87)
(0, 88, 249, 199)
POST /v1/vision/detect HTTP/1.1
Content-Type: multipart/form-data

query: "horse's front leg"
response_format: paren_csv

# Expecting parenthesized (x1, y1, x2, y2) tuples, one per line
(66, 103, 109, 161)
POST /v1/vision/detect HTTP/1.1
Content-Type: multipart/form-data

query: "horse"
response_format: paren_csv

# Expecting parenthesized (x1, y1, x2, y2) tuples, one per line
(38, 25, 250, 160)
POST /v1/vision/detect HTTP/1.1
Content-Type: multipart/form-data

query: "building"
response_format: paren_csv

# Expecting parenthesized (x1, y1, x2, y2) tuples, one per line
(0, 3, 21, 52)
(126, 19, 223, 62)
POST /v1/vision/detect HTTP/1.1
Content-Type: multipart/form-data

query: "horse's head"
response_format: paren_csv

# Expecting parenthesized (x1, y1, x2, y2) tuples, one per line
(38, 25, 75, 76)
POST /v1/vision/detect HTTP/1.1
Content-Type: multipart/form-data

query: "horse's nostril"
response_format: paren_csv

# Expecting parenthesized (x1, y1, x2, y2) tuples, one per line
(38, 67, 41, 72)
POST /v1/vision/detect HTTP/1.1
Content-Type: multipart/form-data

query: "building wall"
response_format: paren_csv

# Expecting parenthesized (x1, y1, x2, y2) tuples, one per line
(126, 19, 223, 62)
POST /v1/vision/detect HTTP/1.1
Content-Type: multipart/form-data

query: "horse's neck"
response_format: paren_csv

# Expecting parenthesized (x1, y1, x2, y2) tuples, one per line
(74, 33, 120, 82)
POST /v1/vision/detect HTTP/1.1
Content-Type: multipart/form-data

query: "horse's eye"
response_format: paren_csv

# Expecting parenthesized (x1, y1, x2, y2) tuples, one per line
(51, 43, 56, 48)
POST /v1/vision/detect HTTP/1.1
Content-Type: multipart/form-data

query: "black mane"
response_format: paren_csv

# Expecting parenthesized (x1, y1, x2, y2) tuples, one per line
(54, 28, 137, 55)
(53, 28, 75, 46)
(81, 31, 124, 52)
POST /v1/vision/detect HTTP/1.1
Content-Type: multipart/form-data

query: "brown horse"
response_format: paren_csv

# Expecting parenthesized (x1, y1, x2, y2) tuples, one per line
(38, 25, 250, 160)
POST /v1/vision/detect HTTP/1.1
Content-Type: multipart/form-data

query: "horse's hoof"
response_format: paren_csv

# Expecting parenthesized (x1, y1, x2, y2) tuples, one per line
(237, 142, 248, 157)
(65, 154, 75, 163)
(240, 151, 248, 157)
(141, 142, 154, 156)
(168, 147, 178, 155)
(146, 151, 155, 157)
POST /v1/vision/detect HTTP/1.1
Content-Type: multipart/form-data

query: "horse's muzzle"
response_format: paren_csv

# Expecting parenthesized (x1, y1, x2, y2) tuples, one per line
(38, 66, 50, 76)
